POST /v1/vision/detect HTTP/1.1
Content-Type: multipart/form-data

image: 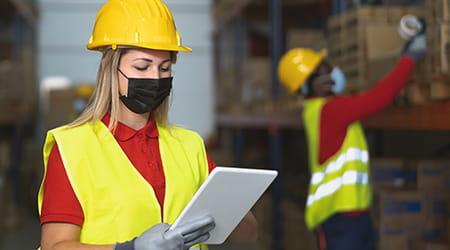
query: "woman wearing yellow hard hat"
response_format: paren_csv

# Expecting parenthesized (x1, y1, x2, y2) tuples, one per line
(37, 1, 258, 249)
(277, 24, 426, 250)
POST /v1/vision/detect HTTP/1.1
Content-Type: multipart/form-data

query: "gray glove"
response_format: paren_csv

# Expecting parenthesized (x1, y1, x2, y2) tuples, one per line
(115, 215, 215, 250)
(401, 18, 426, 62)
(402, 34, 426, 62)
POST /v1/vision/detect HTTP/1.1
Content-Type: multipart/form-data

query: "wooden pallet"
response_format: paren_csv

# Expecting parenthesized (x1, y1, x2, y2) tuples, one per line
(427, 23, 450, 75)
(429, 74, 450, 101)
(426, 0, 450, 23)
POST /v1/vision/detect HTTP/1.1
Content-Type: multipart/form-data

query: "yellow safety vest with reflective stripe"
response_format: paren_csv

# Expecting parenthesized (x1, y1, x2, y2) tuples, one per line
(38, 120, 209, 249)
(303, 98, 372, 230)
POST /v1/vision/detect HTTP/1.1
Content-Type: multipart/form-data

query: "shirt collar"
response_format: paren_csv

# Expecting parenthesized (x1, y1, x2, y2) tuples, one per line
(101, 113, 159, 141)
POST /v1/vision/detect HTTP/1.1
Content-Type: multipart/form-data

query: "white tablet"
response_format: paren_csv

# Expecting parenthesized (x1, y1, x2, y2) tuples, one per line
(169, 166, 278, 244)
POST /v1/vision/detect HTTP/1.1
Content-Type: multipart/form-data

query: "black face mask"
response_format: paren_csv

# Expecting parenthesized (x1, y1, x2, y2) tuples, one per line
(118, 69, 172, 114)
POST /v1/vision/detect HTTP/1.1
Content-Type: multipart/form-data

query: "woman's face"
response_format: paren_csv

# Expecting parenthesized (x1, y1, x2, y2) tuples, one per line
(117, 48, 172, 96)
(310, 61, 334, 97)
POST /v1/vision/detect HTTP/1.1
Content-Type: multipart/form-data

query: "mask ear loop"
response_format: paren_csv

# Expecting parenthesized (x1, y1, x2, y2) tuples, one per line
(117, 69, 129, 79)
(117, 68, 130, 97)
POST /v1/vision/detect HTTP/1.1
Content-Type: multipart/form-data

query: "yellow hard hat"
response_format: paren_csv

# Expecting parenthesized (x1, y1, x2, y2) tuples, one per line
(277, 48, 327, 93)
(87, 0, 192, 52)
(76, 84, 94, 98)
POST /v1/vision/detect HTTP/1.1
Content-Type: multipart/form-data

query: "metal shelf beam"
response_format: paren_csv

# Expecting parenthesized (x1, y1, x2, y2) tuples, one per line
(363, 101, 450, 130)
(218, 101, 450, 130)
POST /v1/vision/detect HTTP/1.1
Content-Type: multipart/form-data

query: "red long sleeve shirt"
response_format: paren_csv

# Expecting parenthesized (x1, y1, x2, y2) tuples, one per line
(315, 56, 415, 165)
(40, 114, 217, 226)
(310, 56, 415, 216)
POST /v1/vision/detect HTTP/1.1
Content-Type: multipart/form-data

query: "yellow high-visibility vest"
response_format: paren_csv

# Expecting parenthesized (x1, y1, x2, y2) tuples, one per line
(38, 120, 209, 249)
(303, 98, 372, 230)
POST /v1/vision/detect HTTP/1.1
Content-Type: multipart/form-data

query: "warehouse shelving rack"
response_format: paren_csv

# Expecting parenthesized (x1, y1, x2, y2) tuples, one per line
(0, 0, 39, 231)
(217, 101, 450, 130)
(213, 0, 450, 250)
(213, 1, 332, 249)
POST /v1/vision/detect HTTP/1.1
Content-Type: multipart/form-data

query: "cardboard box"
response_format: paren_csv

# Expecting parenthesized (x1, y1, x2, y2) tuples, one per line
(411, 159, 450, 192)
(46, 87, 77, 130)
(378, 230, 410, 250)
(326, 6, 427, 93)
(344, 6, 391, 25)
(377, 190, 449, 242)
(367, 51, 401, 88)
(378, 191, 424, 238)
(429, 75, 450, 101)
(411, 240, 450, 250)
(240, 57, 272, 103)
(370, 158, 416, 191)
(427, 24, 450, 75)
(216, 65, 236, 108)
(426, 0, 450, 22)
(286, 29, 326, 51)
(365, 24, 404, 61)
(405, 81, 431, 105)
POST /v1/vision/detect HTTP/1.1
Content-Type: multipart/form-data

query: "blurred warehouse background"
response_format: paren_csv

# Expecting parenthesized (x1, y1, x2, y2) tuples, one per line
(0, 0, 449, 249)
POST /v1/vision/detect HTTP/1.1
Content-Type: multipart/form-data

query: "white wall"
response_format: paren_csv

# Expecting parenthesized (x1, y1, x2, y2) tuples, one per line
(37, 0, 215, 139)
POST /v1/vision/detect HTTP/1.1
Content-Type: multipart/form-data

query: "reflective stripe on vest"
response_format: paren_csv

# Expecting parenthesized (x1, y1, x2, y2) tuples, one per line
(38, 121, 209, 249)
(310, 147, 369, 185)
(303, 98, 372, 230)
(307, 170, 369, 207)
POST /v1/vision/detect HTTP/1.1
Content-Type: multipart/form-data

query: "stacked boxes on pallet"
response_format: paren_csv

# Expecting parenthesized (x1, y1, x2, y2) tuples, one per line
(327, 3, 450, 104)
(327, 6, 425, 94)
(240, 57, 272, 105)
(217, 3, 450, 114)
(216, 28, 324, 113)
(0, 45, 37, 119)
(371, 158, 450, 250)
(425, 0, 450, 101)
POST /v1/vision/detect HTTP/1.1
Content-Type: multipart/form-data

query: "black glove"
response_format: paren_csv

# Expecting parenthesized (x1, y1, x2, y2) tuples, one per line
(114, 215, 215, 250)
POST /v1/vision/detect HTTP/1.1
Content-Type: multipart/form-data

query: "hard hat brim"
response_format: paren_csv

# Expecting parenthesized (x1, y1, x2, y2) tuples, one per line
(87, 42, 192, 52)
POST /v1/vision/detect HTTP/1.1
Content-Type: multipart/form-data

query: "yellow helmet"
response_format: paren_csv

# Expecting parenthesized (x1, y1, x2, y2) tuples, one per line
(87, 0, 192, 52)
(277, 48, 327, 93)
(76, 84, 94, 98)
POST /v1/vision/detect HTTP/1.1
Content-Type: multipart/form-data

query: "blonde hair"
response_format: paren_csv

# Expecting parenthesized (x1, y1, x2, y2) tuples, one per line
(68, 48, 177, 132)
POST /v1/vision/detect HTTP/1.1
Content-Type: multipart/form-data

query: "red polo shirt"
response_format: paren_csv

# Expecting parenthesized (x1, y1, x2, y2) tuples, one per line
(40, 114, 217, 226)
